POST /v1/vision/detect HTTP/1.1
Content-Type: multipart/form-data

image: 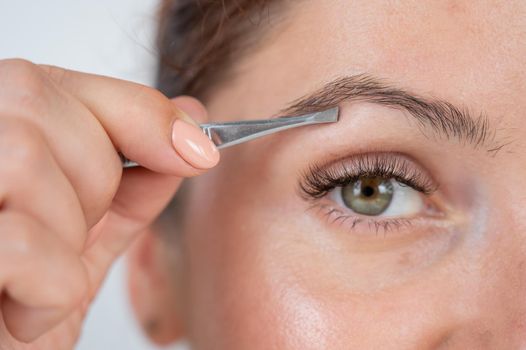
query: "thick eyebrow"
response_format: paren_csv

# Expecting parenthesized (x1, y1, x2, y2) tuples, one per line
(281, 74, 499, 150)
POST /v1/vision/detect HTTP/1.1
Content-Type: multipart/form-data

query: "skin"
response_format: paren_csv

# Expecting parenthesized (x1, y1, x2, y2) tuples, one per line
(0, 0, 524, 349)
(127, 0, 526, 349)
(0, 60, 219, 349)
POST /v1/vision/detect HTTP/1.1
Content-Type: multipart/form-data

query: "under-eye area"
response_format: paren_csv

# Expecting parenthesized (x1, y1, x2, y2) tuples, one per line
(295, 154, 466, 291)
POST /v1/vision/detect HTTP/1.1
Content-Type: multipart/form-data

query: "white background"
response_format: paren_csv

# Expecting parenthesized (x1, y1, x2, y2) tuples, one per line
(0, 1, 186, 349)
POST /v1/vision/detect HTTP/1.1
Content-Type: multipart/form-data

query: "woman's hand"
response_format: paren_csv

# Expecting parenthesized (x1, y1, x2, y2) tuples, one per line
(0, 58, 219, 348)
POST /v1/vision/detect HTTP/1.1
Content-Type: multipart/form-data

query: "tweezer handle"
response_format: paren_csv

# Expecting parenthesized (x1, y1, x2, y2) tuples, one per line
(201, 113, 331, 149)
(122, 107, 339, 168)
(120, 120, 297, 168)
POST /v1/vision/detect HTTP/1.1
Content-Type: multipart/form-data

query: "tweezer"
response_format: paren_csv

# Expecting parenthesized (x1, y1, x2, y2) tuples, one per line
(122, 106, 339, 168)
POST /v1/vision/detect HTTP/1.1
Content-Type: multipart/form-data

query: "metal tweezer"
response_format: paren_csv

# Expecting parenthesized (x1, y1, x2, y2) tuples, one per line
(122, 106, 339, 168)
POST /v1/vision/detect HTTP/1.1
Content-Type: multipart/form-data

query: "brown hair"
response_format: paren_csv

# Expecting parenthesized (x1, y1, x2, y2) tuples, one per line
(156, 0, 283, 100)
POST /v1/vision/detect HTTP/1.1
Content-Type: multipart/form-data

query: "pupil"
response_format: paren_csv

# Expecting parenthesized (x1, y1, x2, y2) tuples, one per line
(341, 176, 394, 216)
(362, 185, 375, 197)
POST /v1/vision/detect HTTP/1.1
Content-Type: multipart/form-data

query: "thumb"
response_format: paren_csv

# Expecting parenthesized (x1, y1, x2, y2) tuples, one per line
(83, 167, 182, 296)
(82, 96, 211, 294)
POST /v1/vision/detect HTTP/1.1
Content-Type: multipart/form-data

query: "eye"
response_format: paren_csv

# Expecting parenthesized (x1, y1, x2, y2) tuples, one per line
(300, 153, 439, 230)
(330, 176, 425, 217)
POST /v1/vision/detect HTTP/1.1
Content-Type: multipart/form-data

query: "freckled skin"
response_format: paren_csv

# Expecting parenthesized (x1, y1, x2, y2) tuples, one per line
(129, 1, 526, 349)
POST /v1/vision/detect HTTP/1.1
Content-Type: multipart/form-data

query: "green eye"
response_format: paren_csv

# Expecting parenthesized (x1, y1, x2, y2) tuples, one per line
(341, 177, 394, 216)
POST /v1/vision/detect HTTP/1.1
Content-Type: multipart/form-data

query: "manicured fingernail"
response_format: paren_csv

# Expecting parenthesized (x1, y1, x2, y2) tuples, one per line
(172, 119, 219, 169)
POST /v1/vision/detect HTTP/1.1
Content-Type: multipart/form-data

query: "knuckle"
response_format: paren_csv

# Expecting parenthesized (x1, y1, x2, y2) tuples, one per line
(129, 85, 173, 118)
(0, 58, 43, 89)
(0, 59, 49, 118)
(0, 212, 89, 307)
(0, 121, 45, 176)
(39, 64, 69, 86)
(0, 58, 37, 76)
(134, 84, 164, 102)
(0, 213, 40, 257)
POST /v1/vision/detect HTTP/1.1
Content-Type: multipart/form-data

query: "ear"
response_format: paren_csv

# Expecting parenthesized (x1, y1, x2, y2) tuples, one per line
(126, 227, 184, 345)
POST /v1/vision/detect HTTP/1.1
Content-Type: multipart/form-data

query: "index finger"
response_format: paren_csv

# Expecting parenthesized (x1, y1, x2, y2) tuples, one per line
(39, 65, 220, 175)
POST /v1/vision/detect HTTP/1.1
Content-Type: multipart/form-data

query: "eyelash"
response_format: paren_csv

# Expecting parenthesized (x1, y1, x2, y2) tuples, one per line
(300, 153, 437, 199)
(299, 153, 439, 233)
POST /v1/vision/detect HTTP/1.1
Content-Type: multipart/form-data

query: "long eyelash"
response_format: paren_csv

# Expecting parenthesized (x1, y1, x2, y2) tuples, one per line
(300, 153, 438, 199)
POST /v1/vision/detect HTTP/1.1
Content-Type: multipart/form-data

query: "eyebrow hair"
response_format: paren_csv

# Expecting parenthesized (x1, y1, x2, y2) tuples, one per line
(281, 74, 499, 150)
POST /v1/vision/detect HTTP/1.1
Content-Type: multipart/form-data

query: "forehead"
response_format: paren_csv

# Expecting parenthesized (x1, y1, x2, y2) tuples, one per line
(207, 0, 525, 125)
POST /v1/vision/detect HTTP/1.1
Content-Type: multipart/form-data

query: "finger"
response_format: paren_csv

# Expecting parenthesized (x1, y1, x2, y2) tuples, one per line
(0, 211, 88, 342)
(0, 119, 87, 250)
(170, 95, 209, 124)
(0, 59, 123, 226)
(39, 64, 220, 174)
(83, 168, 182, 293)
(81, 97, 196, 289)
(80, 99, 193, 292)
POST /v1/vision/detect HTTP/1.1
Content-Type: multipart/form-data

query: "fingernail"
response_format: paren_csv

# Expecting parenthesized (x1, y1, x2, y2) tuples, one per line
(172, 119, 220, 169)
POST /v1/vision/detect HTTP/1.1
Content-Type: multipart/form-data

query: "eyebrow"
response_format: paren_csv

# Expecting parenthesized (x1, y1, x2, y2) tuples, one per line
(280, 74, 500, 151)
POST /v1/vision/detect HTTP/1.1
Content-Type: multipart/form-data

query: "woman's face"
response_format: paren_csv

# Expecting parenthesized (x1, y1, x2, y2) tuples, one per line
(131, 1, 526, 348)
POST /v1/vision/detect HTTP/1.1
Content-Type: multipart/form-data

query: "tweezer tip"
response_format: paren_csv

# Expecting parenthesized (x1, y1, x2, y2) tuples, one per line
(312, 106, 340, 122)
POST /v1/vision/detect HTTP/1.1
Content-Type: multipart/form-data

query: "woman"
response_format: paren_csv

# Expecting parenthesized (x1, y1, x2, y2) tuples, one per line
(0, 0, 524, 349)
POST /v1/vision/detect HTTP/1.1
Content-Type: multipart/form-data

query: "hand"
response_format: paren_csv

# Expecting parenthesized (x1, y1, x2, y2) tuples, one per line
(0, 59, 219, 349)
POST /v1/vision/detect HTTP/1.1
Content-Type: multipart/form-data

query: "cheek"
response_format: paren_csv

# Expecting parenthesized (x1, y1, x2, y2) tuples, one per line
(179, 156, 337, 348)
(178, 160, 417, 348)
(177, 147, 526, 349)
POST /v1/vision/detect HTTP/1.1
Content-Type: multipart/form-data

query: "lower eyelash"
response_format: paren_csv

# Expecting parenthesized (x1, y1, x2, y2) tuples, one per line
(312, 203, 414, 234)
(299, 152, 437, 200)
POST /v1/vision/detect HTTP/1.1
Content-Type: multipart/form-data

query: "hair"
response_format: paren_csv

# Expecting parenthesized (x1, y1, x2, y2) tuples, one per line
(156, 0, 284, 101)
(155, 0, 286, 231)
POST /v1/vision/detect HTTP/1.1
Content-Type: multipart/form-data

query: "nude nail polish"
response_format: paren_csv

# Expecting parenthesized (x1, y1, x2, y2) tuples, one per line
(172, 119, 220, 169)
